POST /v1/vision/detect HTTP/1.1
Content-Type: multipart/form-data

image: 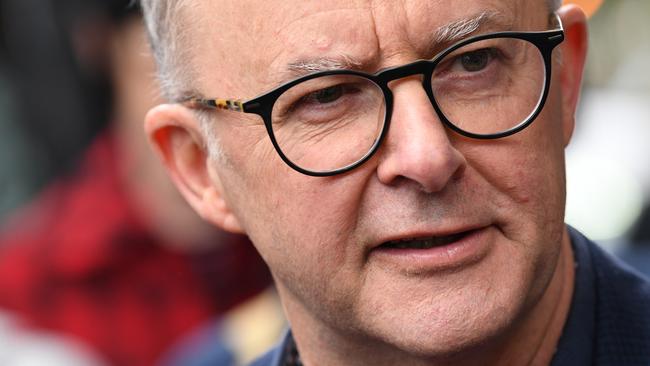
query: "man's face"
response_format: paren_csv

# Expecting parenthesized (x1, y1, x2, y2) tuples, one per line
(181, 0, 574, 357)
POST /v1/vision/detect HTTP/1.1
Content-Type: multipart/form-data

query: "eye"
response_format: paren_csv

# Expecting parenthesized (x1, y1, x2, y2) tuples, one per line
(272, 75, 379, 127)
(302, 85, 345, 105)
(457, 49, 493, 72)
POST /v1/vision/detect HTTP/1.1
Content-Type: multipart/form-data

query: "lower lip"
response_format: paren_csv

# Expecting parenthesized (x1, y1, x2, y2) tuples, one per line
(369, 226, 494, 274)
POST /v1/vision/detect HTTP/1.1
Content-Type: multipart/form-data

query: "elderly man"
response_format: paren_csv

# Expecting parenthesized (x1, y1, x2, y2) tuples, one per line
(140, 0, 650, 365)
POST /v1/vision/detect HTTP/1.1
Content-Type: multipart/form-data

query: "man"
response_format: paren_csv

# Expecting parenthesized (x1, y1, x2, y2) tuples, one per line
(140, 0, 650, 365)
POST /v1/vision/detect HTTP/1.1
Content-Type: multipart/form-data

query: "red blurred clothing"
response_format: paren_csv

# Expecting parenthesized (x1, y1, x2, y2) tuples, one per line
(0, 133, 271, 366)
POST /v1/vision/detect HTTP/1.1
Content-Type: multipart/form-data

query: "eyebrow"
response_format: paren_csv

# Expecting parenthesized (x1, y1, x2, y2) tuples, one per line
(281, 11, 511, 80)
(285, 55, 365, 78)
(434, 11, 509, 44)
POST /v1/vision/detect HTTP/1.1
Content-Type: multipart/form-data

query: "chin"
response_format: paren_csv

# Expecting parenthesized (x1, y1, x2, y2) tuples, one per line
(357, 248, 541, 360)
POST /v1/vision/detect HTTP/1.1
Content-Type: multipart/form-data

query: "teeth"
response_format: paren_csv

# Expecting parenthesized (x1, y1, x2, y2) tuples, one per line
(383, 232, 467, 249)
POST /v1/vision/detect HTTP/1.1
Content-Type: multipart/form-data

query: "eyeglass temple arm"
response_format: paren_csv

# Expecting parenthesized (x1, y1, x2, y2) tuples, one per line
(183, 98, 247, 113)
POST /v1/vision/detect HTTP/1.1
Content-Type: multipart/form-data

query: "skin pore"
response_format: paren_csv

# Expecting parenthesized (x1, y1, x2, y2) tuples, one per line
(145, 0, 588, 365)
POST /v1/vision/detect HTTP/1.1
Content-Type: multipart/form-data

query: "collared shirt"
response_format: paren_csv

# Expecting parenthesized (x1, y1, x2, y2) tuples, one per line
(251, 227, 650, 366)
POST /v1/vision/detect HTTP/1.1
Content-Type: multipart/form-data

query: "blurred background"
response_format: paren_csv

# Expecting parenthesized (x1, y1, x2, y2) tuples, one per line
(0, 0, 647, 365)
(564, 0, 650, 275)
(0, 1, 281, 365)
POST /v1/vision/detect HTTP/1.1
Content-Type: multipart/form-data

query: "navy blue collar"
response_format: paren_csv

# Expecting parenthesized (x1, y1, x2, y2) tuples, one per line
(550, 226, 596, 365)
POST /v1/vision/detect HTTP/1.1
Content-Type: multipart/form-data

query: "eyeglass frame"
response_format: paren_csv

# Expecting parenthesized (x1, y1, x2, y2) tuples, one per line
(181, 15, 565, 177)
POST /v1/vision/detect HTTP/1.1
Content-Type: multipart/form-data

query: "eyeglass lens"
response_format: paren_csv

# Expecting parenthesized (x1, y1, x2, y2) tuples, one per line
(271, 75, 386, 173)
(433, 37, 545, 135)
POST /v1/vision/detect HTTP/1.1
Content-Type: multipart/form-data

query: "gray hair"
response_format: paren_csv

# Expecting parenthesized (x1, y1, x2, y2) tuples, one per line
(141, 0, 563, 102)
(140, 0, 195, 102)
(140, 0, 226, 159)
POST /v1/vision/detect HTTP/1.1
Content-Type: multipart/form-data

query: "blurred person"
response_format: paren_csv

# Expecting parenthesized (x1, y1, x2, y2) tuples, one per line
(0, 309, 106, 366)
(0, 0, 112, 207)
(0, 1, 275, 365)
(139, 0, 650, 365)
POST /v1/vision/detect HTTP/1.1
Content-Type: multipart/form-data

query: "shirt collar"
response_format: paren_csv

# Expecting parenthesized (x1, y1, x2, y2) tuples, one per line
(550, 226, 596, 365)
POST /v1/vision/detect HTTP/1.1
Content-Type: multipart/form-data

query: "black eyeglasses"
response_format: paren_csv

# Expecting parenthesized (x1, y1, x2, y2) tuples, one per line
(183, 16, 564, 177)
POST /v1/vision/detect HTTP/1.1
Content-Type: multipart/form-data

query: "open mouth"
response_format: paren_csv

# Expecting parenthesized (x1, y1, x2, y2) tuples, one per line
(378, 229, 478, 250)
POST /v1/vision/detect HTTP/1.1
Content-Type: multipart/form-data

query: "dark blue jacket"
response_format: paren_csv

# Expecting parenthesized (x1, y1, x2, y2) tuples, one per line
(251, 227, 650, 365)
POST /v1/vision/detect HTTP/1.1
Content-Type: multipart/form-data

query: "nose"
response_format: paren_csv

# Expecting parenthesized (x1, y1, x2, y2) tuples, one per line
(376, 79, 466, 193)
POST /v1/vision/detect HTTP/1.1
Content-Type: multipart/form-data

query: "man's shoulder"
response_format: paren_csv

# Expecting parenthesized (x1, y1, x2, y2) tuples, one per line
(570, 226, 650, 300)
(583, 230, 650, 307)
(571, 227, 650, 364)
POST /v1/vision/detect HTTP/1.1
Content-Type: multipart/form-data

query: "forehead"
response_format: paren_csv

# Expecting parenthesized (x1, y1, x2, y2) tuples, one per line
(187, 0, 546, 96)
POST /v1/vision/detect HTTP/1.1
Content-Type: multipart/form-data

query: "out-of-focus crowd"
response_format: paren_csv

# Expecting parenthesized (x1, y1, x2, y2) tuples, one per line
(0, 1, 283, 365)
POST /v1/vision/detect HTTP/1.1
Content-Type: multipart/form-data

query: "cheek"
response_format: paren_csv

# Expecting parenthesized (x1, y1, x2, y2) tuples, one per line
(217, 138, 369, 281)
(454, 117, 568, 315)
(462, 106, 568, 237)
(221, 166, 373, 325)
(516, 109, 567, 219)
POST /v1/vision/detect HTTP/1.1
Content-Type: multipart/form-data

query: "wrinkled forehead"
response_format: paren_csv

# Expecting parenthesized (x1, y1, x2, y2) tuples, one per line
(186, 0, 546, 97)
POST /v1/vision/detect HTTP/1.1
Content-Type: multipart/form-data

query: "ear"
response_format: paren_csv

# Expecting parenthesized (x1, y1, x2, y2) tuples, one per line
(556, 4, 588, 146)
(144, 104, 244, 233)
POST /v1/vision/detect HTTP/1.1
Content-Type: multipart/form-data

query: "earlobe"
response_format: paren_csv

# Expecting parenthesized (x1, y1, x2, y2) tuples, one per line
(557, 4, 589, 146)
(144, 104, 244, 234)
(203, 184, 244, 233)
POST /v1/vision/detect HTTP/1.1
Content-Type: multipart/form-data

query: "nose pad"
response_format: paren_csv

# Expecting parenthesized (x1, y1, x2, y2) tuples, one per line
(376, 79, 466, 193)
